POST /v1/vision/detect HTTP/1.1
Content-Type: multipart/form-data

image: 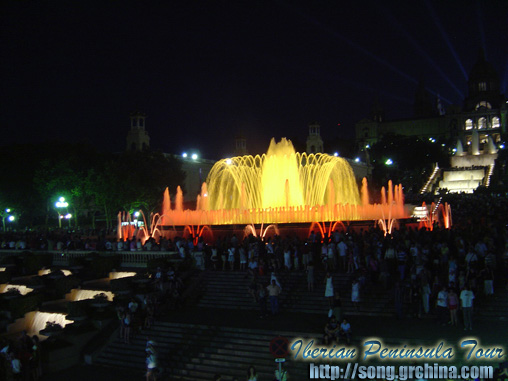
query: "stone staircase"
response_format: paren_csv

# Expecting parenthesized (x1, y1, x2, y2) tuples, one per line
(94, 322, 312, 380)
(196, 270, 395, 317)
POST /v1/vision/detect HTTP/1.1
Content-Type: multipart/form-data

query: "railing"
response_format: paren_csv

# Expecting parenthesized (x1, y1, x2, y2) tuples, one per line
(420, 163, 440, 194)
(0, 249, 188, 268)
(484, 163, 495, 187)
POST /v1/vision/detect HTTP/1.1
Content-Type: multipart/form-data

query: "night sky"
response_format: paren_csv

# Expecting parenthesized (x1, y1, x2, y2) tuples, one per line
(1, 1, 507, 159)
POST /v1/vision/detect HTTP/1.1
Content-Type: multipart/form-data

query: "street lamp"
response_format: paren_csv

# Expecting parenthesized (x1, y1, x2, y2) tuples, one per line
(1, 208, 15, 232)
(55, 197, 69, 228)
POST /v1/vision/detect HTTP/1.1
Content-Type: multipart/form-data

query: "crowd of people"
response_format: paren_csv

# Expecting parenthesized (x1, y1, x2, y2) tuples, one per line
(0, 331, 41, 381)
(1, 193, 508, 379)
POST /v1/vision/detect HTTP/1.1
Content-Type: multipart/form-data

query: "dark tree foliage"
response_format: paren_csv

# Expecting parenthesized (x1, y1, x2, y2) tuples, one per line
(0, 142, 185, 229)
(368, 134, 448, 194)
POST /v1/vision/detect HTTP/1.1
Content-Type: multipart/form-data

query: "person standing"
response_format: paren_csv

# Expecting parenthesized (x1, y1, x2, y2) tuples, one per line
(307, 261, 315, 291)
(351, 279, 360, 310)
(447, 288, 459, 327)
(436, 286, 448, 325)
(324, 272, 334, 308)
(267, 279, 281, 315)
(460, 285, 475, 330)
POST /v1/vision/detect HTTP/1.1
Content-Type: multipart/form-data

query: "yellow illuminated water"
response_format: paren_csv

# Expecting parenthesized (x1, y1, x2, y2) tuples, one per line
(66, 289, 115, 302)
(7, 311, 73, 340)
(120, 138, 407, 238)
(0, 284, 33, 296)
(206, 138, 360, 210)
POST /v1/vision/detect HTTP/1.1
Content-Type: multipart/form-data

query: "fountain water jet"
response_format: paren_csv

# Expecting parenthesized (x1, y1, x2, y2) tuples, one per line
(120, 138, 408, 242)
(7, 311, 73, 340)
(66, 289, 115, 302)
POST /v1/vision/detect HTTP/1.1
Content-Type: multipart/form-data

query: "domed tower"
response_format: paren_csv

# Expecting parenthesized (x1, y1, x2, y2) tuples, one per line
(306, 122, 323, 154)
(126, 111, 150, 151)
(464, 48, 504, 112)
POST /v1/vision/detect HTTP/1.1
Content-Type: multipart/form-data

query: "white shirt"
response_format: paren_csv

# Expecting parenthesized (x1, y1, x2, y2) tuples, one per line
(460, 290, 474, 308)
(437, 290, 448, 307)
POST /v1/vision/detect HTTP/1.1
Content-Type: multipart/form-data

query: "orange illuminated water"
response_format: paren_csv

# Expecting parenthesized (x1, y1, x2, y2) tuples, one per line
(153, 138, 406, 226)
(118, 139, 407, 242)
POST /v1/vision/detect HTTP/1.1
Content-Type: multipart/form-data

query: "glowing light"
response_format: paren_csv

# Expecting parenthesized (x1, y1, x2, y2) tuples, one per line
(7, 311, 73, 340)
(365, 144, 370, 149)
(355, 157, 360, 162)
(452, 148, 457, 153)
(55, 197, 69, 208)
(334, 152, 339, 157)
(66, 289, 115, 302)
(134, 211, 140, 217)
(182, 153, 188, 158)
(8, 216, 15, 222)
(225, 158, 232, 165)
(385, 158, 393, 165)
(64, 214, 72, 219)
(5, 209, 10, 213)
(109, 271, 137, 280)
(191, 153, 198, 160)
(500, 144, 505, 149)
(0, 284, 33, 295)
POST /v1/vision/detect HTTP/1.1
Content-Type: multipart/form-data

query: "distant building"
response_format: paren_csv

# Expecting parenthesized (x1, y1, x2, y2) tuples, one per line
(234, 135, 248, 156)
(306, 122, 324, 154)
(355, 49, 507, 155)
(355, 49, 507, 193)
(126, 111, 150, 151)
(125, 112, 215, 197)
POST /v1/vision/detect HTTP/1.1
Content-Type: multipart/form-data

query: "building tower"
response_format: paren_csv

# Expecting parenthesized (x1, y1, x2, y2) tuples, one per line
(234, 134, 248, 156)
(306, 122, 323, 154)
(126, 111, 150, 151)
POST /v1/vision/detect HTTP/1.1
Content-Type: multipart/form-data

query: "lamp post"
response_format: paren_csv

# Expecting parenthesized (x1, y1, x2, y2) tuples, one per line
(55, 197, 69, 228)
(1, 208, 15, 232)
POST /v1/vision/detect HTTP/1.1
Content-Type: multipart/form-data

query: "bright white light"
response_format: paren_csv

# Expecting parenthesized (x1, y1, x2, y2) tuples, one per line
(334, 152, 339, 157)
(5, 209, 10, 213)
(182, 153, 188, 158)
(452, 148, 457, 153)
(365, 144, 370, 149)
(55, 197, 69, 208)
(64, 213, 72, 219)
(226, 158, 232, 165)
(191, 153, 198, 160)
(133, 219, 138, 224)
(8, 216, 15, 222)
(134, 211, 140, 217)
(354, 157, 360, 163)
(203, 193, 208, 197)
(385, 158, 393, 165)
(500, 144, 505, 149)
(441, 144, 445, 147)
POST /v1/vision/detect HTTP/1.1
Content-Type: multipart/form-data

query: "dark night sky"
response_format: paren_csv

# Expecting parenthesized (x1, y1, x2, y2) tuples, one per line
(1, 1, 507, 159)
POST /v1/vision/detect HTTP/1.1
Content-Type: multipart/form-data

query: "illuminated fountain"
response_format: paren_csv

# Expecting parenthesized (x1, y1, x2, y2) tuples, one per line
(109, 271, 137, 280)
(38, 268, 72, 277)
(120, 138, 408, 241)
(0, 284, 34, 296)
(7, 311, 73, 340)
(66, 289, 115, 302)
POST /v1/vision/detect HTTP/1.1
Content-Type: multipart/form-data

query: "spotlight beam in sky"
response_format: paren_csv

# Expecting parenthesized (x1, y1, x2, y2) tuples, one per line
(379, 6, 464, 100)
(424, 0, 468, 81)
(278, 1, 419, 87)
